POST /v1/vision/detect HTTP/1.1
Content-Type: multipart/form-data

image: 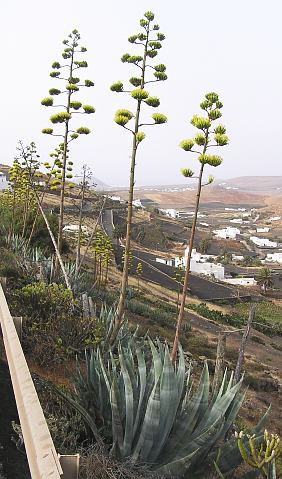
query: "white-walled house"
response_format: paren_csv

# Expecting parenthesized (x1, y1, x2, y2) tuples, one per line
(165, 208, 178, 219)
(269, 216, 281, 222)
(63, 225, 88, 233)
(230, 218, 243, 224)
(250, 236, 277, 248)
(175, 247, 224, 280)
(257, 227, 270, 233)
(232, 254, 244, 261)
(0, 171, 8, 190)
(132, 199, 143, 208)
(265, 252, 282, 264)
(213, 227, 240, 240)
(189, 261, 225, 280)
(156, 257, 174, 267)
(223, 277, 257, 286)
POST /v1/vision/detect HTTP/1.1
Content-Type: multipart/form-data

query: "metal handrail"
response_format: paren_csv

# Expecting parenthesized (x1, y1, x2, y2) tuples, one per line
(0, 284, 63, 478)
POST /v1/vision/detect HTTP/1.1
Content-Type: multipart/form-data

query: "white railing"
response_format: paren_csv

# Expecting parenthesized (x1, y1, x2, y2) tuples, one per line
(0, 283, 64, 478)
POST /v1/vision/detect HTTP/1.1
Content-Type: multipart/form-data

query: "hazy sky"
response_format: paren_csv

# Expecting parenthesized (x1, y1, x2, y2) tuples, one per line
(2, 1, 282, 186)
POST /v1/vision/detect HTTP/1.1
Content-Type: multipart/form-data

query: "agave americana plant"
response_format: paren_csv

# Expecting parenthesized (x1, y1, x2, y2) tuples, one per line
(60, 339, 270, 477)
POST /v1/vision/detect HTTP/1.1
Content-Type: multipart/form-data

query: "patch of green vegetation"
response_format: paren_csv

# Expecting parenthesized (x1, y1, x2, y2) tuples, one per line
(236, 301, 282, 335)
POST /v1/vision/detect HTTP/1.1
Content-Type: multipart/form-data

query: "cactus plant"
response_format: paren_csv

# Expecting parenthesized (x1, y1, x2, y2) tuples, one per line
(59, 339, 270, 476)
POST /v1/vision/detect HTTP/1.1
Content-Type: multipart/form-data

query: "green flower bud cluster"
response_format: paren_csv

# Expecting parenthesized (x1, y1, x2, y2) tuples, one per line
(198, 154, 222, 167)
(41, 97, 54, 106)
(42, 127, 53, 134)
(49, 88, 61, 95)
(214, 133, 229, 146)
(208, 175, 214, 184)
(154, 64, 166, 72)
(52, 62, 61, 69)
(74, 60, 88, 68)
(152, 113, 167, 124)
(136, 131, 145, 142)
(181, 168, 194, 178)
(68, 76, 80, 84)
(191, 115, 211, 130)
(214, 124, 226, 134)
(208, 109, 222, 120)
(148, 41, 162, 50)
(146, 50, 158, 58)
(110, 81, 124, 92)
(128, 35, 138, 43)
(157, 33, 165, 41)
(131, 88, 149, 100)
(144, 11, 154, 21)
(82, 104, 95, 114)
(50, 112, 71, 123)
(76, 127, 90, 134)
(50, 71, 60, 78)
(70, 101, 82, 110)
(114, 109, 134, 126)
(194, 133, 206, 146)
(66, 83, 79, 91)
(129, 77, 142, 87)
(154, 71, 167, 81)
(180, 139, 194, 151)
(145, 96, 160, 107)
(85, 79, 94, 87)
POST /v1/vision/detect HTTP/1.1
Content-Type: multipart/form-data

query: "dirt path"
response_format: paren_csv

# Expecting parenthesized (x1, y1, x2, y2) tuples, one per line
(188, 311, 282, 372)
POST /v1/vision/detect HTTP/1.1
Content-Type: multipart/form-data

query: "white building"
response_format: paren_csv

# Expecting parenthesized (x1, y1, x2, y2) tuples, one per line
(230, 218, 243, 224)
(190, 261, 225, 280)
(213, 227, 240, 240)
(132, 199, 143, 208)
(265, 252, 282, 264)
(174, 247, 224, 280)
(0, 171, 8, 190)
(164, 208, 178, 219)
(223, 277, 257, 286)
(257, 227, 270, 233)
(225, 207, 246, 212)
(63, 225, 88, 233)
(232, 254, 244, 261)
(250, 236, 277, 248)
(269, 216, 281, 222)
(156, 257, 174, 267)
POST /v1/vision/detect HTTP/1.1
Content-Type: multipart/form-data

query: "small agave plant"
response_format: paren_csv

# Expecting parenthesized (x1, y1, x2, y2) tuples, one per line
(60, 339, 270, 477)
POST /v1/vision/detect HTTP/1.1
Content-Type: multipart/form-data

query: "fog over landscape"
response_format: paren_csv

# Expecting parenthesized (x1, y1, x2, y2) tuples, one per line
(2, 0, 282, 186)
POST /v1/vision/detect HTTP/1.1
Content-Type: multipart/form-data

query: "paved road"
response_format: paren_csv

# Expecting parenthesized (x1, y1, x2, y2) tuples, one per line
(101, 209, 250, 301)
(130, 248, 242, 301)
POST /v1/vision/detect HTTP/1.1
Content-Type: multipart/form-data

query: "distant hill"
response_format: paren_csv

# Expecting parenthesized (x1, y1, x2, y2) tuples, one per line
(216, 176, 282, 193)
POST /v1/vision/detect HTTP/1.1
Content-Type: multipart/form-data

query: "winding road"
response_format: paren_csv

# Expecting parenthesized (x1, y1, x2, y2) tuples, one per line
(102, 209, 251, 301)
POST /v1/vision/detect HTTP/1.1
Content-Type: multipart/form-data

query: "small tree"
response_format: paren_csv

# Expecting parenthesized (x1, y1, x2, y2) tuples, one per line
(18, 141, 72, 289)
(171, 92, 229, 362)
(3, 156, 36, 242)
(41, 29, 95, 262)
(74, 164, 93, 285)
(110, 11, 167, 340)
(136, 261, 143, 291)
(256, 267, 273, 293)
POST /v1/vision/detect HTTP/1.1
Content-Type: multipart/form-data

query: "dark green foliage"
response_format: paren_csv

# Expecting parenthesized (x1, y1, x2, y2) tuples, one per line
(9, 282, 74, 323)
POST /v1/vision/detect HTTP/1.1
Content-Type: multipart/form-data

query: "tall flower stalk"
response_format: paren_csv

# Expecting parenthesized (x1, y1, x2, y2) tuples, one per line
(41, 29, 95, 266)
(171, 92, 229, 362)
(110, 11, 167, 340)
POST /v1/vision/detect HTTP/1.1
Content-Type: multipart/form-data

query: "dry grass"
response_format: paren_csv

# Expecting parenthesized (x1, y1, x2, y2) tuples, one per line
(80, 444, 163, 479)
